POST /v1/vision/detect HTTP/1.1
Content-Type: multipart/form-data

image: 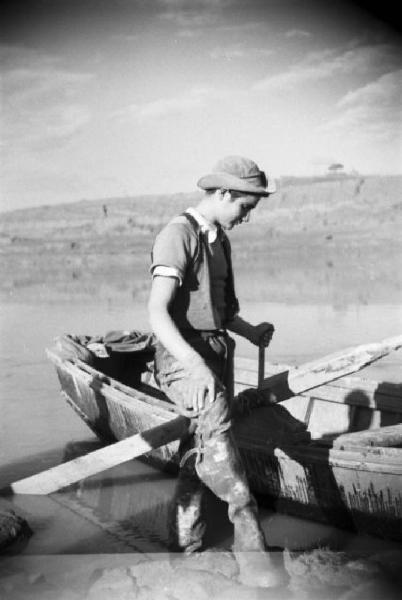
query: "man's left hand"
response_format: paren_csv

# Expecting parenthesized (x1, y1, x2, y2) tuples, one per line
(248, 322, 275, 346)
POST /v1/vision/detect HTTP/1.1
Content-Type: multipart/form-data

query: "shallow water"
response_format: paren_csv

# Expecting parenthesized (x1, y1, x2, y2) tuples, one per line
(1, 300, 401, 556)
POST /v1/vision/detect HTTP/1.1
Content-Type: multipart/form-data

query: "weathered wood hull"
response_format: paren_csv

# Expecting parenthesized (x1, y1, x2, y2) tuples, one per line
(47, 347, 402, 542)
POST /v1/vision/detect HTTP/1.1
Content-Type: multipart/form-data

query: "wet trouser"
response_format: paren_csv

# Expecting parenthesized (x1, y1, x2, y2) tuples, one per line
(154, 330, 267, 554)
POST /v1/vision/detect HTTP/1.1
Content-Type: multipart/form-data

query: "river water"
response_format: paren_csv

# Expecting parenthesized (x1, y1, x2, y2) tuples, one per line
(1, 300, 401, 556)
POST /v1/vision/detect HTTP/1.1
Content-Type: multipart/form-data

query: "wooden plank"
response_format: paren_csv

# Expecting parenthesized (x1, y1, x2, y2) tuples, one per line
(304, 386, 402, 414)
(234, 369, 402, 413)
(332, 424, 402, 449)
(10, 416, 189, 495)
(306, 385, 402, 413)
(260, 335, 402, 400)
(327, 377, 402, 398)
(235, 359, 402, 399)
(314, 438, 402, 458)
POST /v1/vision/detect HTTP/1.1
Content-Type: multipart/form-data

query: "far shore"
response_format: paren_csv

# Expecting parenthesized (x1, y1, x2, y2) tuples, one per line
(1, 175, 401, 307)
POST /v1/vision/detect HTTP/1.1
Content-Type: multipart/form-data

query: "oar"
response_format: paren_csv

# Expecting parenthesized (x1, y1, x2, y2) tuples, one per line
(9, 416, 189, 495)
(9, 334, 402, 495)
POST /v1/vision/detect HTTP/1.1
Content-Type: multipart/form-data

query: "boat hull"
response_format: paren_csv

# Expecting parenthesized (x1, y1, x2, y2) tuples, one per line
(49, 349, 402, 542)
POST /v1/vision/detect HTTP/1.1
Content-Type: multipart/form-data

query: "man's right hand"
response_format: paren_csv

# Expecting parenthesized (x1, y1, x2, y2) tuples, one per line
(183, 355, 218, 413)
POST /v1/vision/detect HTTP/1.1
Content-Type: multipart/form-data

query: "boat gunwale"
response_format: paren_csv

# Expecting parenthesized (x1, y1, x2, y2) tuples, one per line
(47, 347, 402, 412)
(234, 433, 402, 471)
(48, 348, 402, 471)
(46, 349, 178, 421)
(235, 359, 402, 413)
(235, 356, 402, 395)
(272, 445, 402, 472)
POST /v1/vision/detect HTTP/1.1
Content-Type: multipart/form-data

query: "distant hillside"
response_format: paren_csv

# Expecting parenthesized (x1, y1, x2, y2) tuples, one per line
(1, 176, 401, 306)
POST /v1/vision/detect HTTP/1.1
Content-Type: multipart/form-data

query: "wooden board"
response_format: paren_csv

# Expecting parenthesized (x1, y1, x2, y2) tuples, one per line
(10, 416, 188, 495)
(332, 423, 402, 449)
(260, 335, 402, 399)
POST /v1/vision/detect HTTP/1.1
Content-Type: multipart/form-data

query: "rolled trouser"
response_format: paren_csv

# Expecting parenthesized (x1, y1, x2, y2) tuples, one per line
(168, 434, 206, 553)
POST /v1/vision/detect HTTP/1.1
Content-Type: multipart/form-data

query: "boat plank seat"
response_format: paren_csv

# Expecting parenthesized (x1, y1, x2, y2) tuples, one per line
(234, 357, 402, 440)
(332, 423, 402, 450)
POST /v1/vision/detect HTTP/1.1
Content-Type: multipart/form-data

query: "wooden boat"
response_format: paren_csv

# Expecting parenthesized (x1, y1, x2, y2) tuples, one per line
(46, 335, 402, 542)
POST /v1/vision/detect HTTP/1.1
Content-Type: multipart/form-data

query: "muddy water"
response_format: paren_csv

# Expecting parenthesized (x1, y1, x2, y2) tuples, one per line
(1, 301, 401, 556)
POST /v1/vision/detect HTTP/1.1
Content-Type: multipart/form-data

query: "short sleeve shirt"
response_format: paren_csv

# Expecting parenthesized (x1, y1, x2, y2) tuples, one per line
(151, 207, 218, 284)
(151, 208, 229, 327)
(151, 219, 197, 285)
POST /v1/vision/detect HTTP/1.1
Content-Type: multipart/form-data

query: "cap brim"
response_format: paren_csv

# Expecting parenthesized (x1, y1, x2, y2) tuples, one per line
(197, 173, 275, 196)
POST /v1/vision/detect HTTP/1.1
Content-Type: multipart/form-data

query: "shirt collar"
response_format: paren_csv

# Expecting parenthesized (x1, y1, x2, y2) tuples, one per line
(186, 207, 218, 243)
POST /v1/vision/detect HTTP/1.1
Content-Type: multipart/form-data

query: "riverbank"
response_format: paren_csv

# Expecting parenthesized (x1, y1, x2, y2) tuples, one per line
(1, 175, 401, 307)
(1, 177, 402, 599)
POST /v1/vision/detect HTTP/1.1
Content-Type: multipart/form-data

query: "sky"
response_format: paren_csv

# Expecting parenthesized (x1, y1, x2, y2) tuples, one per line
(1, 0, 401, 211)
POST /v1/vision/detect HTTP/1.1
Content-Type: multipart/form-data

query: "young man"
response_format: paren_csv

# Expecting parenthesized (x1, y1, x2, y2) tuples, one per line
(148, 156, 284, 587)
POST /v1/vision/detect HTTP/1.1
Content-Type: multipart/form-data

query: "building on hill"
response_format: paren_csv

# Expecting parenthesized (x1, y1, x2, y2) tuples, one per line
(327, 163, 345, 176)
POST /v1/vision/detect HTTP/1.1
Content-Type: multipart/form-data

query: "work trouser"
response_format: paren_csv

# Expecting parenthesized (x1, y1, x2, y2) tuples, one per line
(154, 330, 267, 554)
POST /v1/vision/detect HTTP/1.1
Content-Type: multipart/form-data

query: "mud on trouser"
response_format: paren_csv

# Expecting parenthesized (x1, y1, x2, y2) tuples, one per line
(164, 381, 236, 552)
(168, 434, 206, 552)
(154, 336, 267, 553)
(194, 421, 267, 553)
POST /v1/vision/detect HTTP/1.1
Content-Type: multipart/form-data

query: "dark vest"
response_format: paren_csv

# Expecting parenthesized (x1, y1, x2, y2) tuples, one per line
(159, 211, 239, 332)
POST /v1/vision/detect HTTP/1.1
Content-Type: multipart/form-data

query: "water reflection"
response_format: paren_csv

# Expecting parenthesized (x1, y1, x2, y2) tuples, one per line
(60, 444, 175, 552)
(51, 442, 235, 554)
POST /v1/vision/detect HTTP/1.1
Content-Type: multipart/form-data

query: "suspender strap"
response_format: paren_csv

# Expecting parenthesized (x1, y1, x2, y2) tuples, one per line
(180, 211, 239, 324)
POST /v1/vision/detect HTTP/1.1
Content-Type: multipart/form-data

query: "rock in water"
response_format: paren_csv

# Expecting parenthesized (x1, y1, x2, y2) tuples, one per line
(0, 503, 32, 552)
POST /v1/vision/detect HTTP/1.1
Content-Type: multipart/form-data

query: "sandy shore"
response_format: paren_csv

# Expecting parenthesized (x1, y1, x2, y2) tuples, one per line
(2, 547, 402, 600)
